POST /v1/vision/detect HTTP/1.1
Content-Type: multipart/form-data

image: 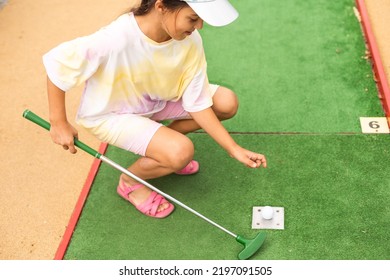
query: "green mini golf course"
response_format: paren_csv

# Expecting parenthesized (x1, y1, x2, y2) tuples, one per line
(63, 134, 390, 260)
(54, 0, 390, 259)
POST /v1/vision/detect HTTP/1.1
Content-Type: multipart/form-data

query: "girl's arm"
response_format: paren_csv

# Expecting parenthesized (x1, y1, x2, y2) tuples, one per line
(47, 77, 78, 154)
(190, 108, 267, 168)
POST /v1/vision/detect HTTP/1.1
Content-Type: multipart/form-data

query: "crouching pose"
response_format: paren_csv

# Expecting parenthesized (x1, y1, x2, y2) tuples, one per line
(44, 0, 267, 218)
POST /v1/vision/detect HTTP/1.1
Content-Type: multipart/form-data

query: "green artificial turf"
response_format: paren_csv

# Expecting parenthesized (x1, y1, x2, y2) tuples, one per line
(63, 0, 390, 260)
(202, 0, 383, 133)
(65, 135, 390, 260)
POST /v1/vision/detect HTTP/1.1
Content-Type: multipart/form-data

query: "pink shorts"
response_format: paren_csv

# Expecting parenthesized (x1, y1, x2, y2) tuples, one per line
(88, 84, 219, 156)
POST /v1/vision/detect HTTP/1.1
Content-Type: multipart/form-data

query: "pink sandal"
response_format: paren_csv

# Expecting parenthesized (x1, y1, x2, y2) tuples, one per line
(117, 182, 174, 218)
(175, 160, 199, 175)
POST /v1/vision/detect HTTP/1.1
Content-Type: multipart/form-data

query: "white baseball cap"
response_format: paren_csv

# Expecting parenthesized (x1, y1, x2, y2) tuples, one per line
(182, 0, 239, 27)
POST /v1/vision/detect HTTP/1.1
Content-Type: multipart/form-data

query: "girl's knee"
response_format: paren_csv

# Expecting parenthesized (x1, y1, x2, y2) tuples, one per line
(146, 127, 194, 171)
(173, 139, 194, 168)
(163, 136, 194, 171)
(212, 87, 239, 120)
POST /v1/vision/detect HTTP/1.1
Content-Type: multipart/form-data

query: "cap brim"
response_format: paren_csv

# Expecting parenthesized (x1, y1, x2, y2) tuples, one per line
(186, 0, 239, 27)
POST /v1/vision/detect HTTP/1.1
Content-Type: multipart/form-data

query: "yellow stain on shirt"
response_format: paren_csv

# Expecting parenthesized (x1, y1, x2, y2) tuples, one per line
(105, 43, 203, 103)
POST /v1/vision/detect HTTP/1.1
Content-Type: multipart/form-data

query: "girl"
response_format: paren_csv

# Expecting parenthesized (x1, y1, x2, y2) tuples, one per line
(44, 0, 267, 218)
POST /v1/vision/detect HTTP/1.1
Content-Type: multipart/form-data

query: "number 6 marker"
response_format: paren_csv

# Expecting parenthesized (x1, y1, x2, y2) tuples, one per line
(360, 117, 390, 133)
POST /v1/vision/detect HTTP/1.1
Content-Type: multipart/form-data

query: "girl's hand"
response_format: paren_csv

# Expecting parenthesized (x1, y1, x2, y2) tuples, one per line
(49, 121, 79, 154)
(229, 145, 267, 169)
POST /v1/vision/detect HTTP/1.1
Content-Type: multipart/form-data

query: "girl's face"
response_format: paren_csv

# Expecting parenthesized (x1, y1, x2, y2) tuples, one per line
(162, 6, 204, 40)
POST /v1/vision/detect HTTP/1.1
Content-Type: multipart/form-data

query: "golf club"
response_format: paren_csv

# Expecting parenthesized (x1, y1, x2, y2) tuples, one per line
(23, 109, 266, 260)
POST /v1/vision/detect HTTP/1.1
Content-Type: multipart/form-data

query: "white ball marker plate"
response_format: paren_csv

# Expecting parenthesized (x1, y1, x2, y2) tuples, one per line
(252, 206, 284, 230)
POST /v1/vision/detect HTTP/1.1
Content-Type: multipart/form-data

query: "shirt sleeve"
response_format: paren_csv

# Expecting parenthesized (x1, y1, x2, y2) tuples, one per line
(42, 33, 107, 92)
(181, 35, 213, 113)
(181, 68, 213, 112)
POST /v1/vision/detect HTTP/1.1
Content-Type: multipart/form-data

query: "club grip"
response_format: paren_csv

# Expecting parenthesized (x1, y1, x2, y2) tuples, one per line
(23, 109, 101, 158)
(23, 109, 51, 131)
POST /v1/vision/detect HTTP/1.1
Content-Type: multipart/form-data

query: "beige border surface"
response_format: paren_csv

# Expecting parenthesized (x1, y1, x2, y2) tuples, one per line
(364, 0, 390, 81)
(0, 0, 389, 259)
(0, 0, 137, 260)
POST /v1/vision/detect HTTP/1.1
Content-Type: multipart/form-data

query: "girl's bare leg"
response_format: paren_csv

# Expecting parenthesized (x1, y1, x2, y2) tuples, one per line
(119, 126, 194, 212)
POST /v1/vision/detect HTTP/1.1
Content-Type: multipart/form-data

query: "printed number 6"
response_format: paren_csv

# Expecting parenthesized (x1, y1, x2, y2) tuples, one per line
(369, 121, 380, 129)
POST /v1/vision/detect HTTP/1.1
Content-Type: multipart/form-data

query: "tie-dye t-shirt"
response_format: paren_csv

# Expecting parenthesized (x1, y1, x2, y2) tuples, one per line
(43, 13, 212, 128)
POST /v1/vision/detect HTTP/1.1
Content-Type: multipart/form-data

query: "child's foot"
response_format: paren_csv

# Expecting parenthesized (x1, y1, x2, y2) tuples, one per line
(175, 160, 199, 175)
(117, 178, 174, 218)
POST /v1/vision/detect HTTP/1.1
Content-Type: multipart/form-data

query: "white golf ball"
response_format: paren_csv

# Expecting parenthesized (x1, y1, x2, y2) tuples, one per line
(262, 206, 274, 220)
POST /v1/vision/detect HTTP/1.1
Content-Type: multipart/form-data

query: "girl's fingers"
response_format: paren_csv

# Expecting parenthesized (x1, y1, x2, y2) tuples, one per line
(248, 154, 267, 168)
